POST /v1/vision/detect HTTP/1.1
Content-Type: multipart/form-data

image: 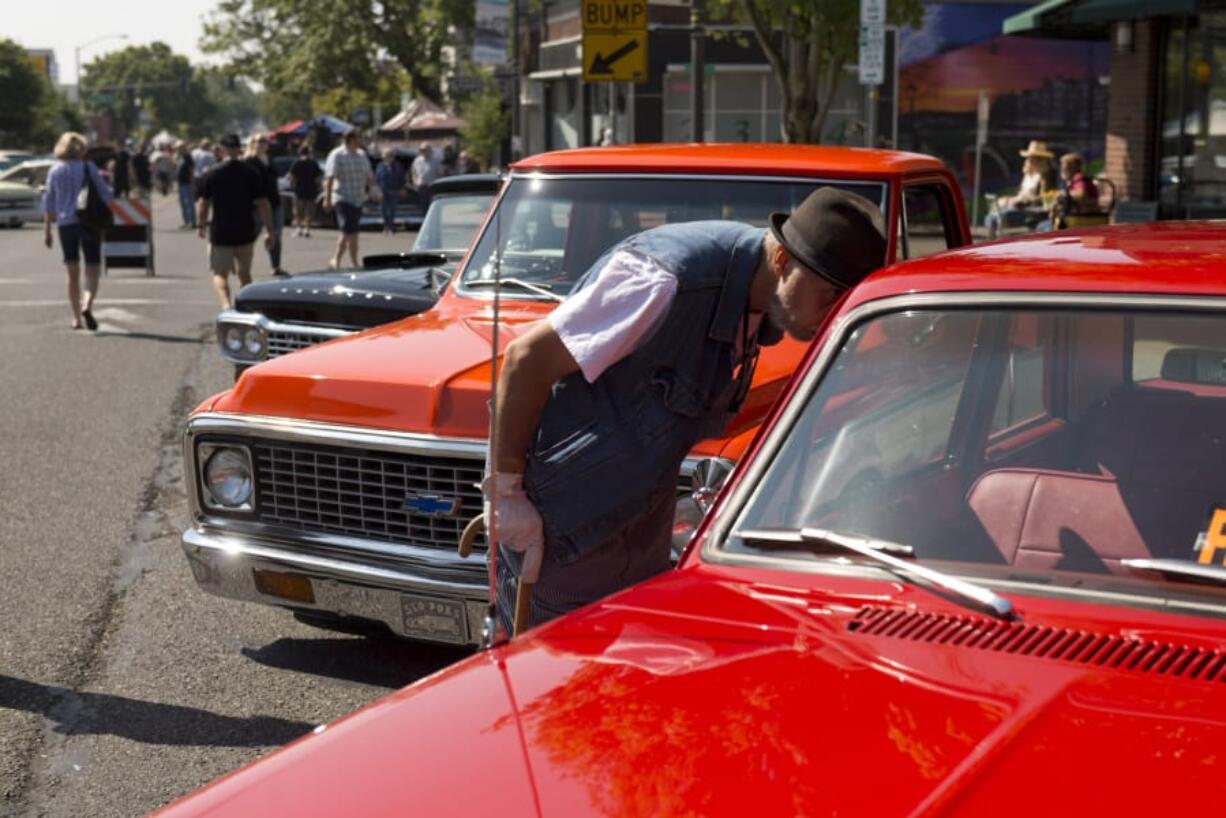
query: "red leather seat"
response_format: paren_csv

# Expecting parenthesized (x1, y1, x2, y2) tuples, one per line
(965, 467, 1149, 575)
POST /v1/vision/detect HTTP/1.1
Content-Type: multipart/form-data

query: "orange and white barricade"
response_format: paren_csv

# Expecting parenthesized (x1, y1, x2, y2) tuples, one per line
(103, 197, 155, 276)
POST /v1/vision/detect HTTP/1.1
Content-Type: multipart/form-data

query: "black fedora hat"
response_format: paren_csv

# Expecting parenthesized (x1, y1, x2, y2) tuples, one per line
(769, 187, 887, 290)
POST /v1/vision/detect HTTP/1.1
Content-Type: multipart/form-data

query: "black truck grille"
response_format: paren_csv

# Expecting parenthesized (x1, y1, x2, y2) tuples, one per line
(253, 441, 485, 551)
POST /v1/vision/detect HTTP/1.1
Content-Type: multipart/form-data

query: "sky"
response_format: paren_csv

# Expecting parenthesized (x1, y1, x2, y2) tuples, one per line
(7, 0, 219, 87)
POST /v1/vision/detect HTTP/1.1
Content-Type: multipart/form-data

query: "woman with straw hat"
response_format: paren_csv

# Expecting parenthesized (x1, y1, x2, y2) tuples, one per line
(985, 140, 1058, 239)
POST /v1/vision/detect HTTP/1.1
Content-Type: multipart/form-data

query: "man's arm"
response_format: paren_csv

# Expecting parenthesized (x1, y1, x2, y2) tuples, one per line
(322, 176, 334, 210)
(196, 198, 209, 238)
(492, 321, 581, 474)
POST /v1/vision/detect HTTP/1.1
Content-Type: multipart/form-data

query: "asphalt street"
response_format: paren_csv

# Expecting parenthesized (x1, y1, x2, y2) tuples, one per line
(0, 195, 468, 817)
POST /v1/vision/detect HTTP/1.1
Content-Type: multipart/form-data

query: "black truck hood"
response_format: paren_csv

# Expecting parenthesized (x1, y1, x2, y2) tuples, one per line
(235, 256, 452, 328)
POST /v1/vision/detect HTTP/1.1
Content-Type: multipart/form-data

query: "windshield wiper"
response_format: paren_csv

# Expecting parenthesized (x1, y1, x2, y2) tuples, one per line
(735, 527, 1017, 621)
(466, 278, 564, 302)
(1121, 558, 1226, 586)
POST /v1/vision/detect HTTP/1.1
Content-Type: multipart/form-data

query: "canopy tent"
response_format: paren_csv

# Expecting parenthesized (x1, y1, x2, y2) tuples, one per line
(379, 98, 467, 136)
(274, 115, 356, 138)
(1003, 0, 1197, 38)
(149, 129, 177, 149)
(274, 119, 306, 136)
(310, 114, 355, 135)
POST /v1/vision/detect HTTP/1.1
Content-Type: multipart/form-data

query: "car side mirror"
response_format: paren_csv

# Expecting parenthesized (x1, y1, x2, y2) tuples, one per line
(427, 267, 452, 295)
(691, 457, 734, 512)
(671, 458, 734, 562)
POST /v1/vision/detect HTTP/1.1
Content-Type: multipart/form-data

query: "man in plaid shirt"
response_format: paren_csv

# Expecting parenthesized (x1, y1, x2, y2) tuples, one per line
(323, 132, 375, 270)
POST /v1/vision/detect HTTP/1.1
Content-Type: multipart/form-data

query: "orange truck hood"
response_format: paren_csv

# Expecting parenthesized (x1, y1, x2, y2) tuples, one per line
(211, 296, 806, 446)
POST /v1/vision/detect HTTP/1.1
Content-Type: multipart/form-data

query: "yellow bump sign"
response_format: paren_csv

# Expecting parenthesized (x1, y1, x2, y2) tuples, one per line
(582, 0, 648, 32)
(583, 31, 648, 83)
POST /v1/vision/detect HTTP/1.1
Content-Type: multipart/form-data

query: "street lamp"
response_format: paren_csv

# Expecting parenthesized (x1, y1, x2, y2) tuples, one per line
(75, 33, 128, 106)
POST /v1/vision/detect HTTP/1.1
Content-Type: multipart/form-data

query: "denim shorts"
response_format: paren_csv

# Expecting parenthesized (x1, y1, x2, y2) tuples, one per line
(58, 222, 101, 265)
(336, 202, 362, 234)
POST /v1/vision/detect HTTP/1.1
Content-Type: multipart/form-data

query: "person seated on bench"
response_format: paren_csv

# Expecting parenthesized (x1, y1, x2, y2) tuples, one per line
(1038, 153, 1101, 231)
(984, 141, 1058, 239)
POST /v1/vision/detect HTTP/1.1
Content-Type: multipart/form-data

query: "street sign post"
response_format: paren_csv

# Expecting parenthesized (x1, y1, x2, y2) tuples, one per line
(859, 0, 885, 86)
(972, 90, 990, 229)
(859, 24, 885, 85)
(582, 0, 648, 83)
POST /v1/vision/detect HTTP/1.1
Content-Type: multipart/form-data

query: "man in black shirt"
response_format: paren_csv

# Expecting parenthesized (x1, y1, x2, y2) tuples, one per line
(289, 145, 322, 237)
(111, 141, 131, 199)
(131, 140, 152, 197)
(196, 134, 273, 308)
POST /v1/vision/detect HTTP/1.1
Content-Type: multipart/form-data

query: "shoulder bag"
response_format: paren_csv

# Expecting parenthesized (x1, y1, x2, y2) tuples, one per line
(76, 161, 115, 230)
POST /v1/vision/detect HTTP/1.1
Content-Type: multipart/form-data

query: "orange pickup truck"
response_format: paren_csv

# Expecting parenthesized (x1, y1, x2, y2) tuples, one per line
(180, 144, 970, 646)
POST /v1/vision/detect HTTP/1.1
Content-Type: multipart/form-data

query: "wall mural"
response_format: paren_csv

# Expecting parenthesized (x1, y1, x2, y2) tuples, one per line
(897, 3, 1109, 195)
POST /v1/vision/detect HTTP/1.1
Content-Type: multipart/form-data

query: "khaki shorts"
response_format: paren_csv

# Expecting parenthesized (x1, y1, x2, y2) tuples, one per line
(208, 241, 255, 277)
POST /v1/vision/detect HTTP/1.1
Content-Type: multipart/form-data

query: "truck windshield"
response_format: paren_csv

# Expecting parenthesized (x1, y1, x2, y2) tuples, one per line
(727, 305, 1226, 610)
(458, 175, 886, 296)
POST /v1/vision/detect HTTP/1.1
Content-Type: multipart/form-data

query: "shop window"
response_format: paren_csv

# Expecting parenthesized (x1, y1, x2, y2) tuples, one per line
(1159, 12, 1226, 217)
(662, 69, 777, 143)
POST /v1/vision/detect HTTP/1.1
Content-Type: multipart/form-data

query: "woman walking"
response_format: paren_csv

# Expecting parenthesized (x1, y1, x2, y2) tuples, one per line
(245, 134, 286, 276)
(41, 131, 113, 330)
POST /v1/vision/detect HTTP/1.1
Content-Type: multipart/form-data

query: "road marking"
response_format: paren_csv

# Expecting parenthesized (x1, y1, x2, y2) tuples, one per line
(0, 278, 38, 284)
(0, 299, 215, 307)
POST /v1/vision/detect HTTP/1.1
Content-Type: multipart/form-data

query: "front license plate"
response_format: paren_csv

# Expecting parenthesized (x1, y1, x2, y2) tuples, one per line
(401, 594, 469, 644)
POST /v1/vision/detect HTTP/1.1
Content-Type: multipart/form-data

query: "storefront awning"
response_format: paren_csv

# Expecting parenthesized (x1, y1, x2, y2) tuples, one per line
(1004, 0, 1198, 39)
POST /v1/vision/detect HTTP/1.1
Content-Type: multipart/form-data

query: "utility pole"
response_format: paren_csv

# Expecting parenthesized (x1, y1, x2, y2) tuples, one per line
(690, 0, 705, 142)
(509, 0, 521, 159)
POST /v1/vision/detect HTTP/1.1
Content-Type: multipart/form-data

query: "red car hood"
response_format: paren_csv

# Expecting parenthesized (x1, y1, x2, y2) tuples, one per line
(152, 568, 1226, 817)
(210, 298, 804, 442)
(213, 299, 550, 437)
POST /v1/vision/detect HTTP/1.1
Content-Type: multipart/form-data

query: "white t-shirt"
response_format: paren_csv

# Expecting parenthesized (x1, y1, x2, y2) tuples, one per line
(548, 249, 677, 383)
(548, 248, 765, 384)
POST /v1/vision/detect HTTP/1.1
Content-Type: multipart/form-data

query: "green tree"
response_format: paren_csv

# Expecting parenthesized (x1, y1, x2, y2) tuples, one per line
(458, 81, 508, 169)
(0, 38, 58, 148)
(80, 42, 215, 137)
(198, 69, 262, 136)
(310, 64, 412, 124)
(201, 0, 474, 106)
(710, 0, 922, 143)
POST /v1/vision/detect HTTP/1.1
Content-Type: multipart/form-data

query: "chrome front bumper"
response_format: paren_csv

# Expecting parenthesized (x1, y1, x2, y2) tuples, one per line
(215, 309, 354, 365)
(182, 526, 489, 645)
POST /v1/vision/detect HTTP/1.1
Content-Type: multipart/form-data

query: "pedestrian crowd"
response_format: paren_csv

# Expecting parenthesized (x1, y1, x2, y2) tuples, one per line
(38, 129, 489, 323)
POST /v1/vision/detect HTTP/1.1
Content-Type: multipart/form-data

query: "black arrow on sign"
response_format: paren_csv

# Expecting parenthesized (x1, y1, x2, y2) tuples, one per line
(589, 38, 640, 74)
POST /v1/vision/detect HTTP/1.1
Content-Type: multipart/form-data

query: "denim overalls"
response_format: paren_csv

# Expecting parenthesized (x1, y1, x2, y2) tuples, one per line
(495, 221, 771, 631)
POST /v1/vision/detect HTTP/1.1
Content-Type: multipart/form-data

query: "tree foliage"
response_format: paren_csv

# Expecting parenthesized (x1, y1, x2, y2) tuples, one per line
(201, 0, 474, 107)
(458, 81, 509, 169)
(81, 42, 215, 137)
(710, 0, 922, 143)
(0, 38, 60, 148)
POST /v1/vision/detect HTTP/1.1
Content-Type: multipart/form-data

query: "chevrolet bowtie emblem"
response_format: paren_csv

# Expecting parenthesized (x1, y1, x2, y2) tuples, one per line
(403, 493, 460, 518)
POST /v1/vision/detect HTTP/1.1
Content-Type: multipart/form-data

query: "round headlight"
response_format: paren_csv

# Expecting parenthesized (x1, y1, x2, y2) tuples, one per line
(224, 326, 244, 353)
(243, 327, 265, 356)
(204, 448, 253, 508)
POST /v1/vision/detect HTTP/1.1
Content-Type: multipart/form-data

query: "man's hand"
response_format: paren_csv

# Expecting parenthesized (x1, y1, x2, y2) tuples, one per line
(483, 472, 544, 583)
(264, 233, 274, 251)
(43, 229, 52, 249)
(321, 200, 332, 213)
(196, 225, 206, 239)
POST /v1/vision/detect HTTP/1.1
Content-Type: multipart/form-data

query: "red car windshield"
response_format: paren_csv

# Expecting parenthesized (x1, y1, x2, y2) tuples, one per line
(457, 175, 887, 296)
(729, 305, 1226, 607)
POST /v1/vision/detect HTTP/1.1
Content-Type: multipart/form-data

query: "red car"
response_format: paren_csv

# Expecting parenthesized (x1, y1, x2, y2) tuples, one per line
(154, 223, 1226, 815)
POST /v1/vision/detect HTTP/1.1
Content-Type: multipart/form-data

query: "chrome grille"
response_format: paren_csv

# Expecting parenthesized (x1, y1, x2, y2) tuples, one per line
(266, 329, 329, 358)
(253, 441, 485, 550)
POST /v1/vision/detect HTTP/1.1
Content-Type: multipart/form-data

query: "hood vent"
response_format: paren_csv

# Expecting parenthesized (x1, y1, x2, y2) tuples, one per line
(847, 605, 1226, 682)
